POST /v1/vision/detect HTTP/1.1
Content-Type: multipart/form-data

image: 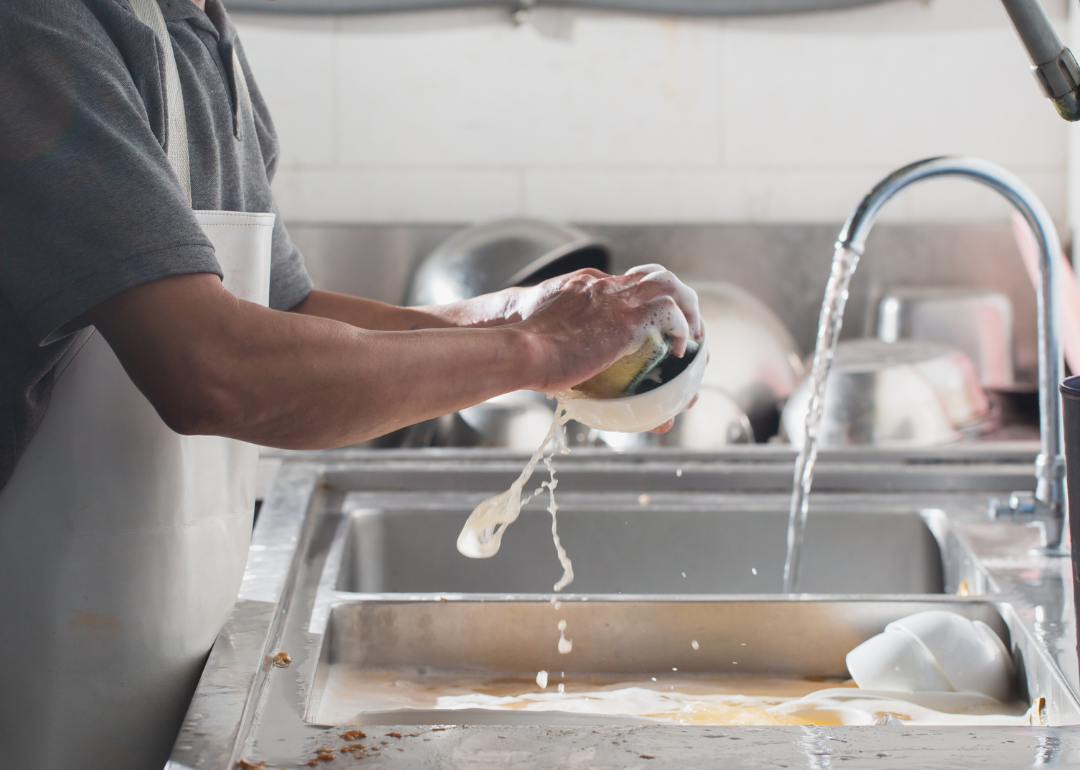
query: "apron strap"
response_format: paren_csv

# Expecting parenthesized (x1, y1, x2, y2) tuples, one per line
(127, 0, 192, 204)
(126, 0, 255, 207)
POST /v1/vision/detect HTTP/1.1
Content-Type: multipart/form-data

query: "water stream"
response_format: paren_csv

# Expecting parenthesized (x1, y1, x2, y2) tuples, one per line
(782, 245, 861, 594)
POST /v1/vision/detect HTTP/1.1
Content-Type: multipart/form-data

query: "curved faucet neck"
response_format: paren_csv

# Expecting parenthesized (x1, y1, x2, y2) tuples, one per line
(838, 156, 1067, 552)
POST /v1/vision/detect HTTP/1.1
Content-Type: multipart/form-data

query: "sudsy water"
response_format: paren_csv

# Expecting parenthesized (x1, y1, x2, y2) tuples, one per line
(456, 396, 575, 591)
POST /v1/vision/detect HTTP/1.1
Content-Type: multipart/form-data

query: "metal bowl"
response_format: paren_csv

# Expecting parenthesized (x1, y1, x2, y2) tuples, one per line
(692, 281, 804, 441)
(876, 287, 1015, 389)
(781, 340, 992, 450)
(458, 390, 558, 451)
(406, 218, 610, 306)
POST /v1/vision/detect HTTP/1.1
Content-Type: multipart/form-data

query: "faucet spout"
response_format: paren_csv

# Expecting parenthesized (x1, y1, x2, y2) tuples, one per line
(838, 156, 1067, 554)
(1000, 0, 1080, 121)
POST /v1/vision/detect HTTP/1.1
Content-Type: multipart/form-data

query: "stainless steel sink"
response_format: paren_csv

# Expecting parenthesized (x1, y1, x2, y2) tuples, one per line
(336, 503, 944, 595)
(169, 456, 1080, 769)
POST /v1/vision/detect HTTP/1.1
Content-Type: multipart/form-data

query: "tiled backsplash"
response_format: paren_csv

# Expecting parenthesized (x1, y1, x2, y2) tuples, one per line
(235, 0, 1072, 226)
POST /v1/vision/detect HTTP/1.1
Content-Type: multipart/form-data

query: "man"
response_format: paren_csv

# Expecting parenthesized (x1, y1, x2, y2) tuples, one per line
(0, 1, 700, 767)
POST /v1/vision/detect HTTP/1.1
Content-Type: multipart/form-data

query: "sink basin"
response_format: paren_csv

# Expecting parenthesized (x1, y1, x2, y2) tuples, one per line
(170, 458, 1080, 768)
(336, 504, 944, 595)
(306, 598, 1040, 726)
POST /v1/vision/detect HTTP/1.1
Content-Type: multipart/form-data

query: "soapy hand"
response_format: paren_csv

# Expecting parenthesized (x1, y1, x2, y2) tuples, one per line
(512, 266, 702, 398)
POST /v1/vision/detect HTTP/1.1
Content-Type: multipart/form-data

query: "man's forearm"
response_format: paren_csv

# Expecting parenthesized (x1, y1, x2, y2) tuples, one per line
(292, 289, 521, 332)
(90, 275, 542, 448)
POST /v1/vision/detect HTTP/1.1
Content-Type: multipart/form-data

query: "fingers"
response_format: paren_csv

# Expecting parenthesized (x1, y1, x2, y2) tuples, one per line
(623, 264, 703, 341)
(539, 268, 608, 292)
(624, 263, 666, 277)
(648, 418, 676, 434)
(634, 295, 690, 357)
(568, 267, 609, 280)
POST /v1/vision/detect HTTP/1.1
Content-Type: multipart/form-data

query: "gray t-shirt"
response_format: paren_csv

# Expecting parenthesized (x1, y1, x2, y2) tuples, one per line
(0, 0, 313, 489)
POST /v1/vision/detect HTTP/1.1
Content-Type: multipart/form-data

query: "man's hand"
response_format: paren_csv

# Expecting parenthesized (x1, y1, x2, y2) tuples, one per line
(510, 267, 703, 393)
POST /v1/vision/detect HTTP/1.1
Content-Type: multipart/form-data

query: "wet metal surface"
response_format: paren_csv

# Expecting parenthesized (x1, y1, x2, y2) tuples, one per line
(335, 502, 944, 595)
(167, 447, 1080, 769)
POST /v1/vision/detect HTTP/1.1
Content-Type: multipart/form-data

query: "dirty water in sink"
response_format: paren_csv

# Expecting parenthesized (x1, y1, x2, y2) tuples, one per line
(312, 669, 1034, 728)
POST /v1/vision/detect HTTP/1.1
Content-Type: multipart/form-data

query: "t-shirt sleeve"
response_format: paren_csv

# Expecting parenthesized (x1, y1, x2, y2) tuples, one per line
(267, 198, 313, 311)
(0, 6, 222, 346)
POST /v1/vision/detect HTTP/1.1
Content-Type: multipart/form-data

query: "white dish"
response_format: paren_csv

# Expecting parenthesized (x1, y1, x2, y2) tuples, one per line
(593, 387, 752, 450)
(845, 624, 953, 693)
(564, 335, 709, 434)
(888, 611, 1014, 702)
(846, 611, 1014, 701)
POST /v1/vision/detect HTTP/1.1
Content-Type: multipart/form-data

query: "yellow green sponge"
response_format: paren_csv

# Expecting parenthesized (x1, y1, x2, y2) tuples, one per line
(572, 329, 669, 399)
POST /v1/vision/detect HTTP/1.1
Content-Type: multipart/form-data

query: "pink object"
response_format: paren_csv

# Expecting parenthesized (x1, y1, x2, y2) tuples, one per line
(1011, 212, 1080, 375)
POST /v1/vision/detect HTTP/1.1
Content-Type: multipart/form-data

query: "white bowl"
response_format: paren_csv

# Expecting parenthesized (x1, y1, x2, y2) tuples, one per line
(846, 626, 953, 693)
(592, 387, 753, 450)
(564, 336, 708, 433)
(846, 611, 1014, 701)
(888, 611, 1013, 702)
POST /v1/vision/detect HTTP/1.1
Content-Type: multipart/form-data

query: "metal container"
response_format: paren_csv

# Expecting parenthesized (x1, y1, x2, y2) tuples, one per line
(877, 287, 1015, 389)
(458, 390, 558, 451)
(406, 218, 610, 306)
(782, 340, 992, 450)
(692, 281, 804, 441)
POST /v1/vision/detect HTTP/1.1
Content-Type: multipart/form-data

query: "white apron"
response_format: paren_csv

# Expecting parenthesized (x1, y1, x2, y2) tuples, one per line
(0, 2, 274, 767)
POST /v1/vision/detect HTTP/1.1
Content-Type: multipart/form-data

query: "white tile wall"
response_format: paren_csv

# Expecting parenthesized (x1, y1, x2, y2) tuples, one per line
(238, 15, 337, 166)
(233, 0, 1071, 225)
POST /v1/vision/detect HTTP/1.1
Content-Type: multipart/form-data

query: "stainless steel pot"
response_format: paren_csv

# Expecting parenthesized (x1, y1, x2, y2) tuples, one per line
(782, 339, 992, 450)
(406, 218, 610, 306)
(692, 281, 804, 441)
(458, 390, 559, 451)
(876, 287, 1015, 389)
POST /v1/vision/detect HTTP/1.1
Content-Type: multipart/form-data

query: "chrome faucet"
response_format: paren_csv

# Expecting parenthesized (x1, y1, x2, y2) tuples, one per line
(1001, 0, 1080, 121)
(836, 156, 1067, 554)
